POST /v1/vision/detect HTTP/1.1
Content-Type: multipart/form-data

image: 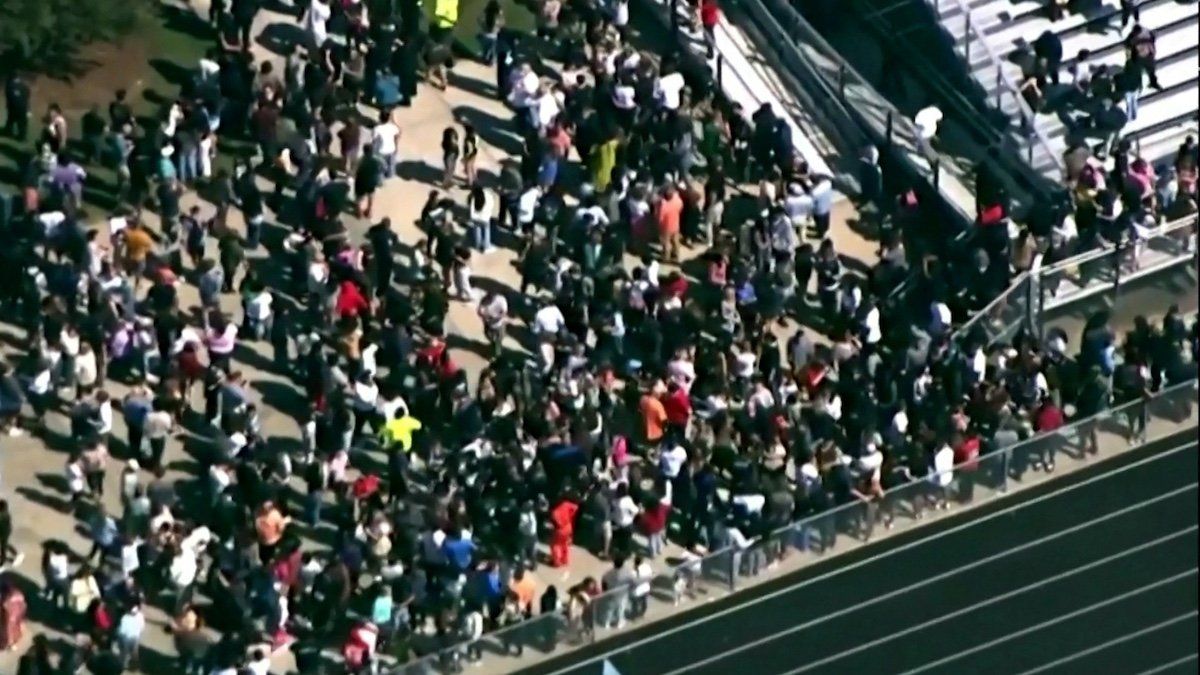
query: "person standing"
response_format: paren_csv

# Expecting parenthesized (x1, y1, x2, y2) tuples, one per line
(549, 496, 579, 567)
(655, 184, 684, 262)
(442, 126, 460, 188)
(355, 145, 384, 218)
(0, 502, 20, 569)
(462, 124, 479, 187)
(3, 75, 30, 139)
(373, 110, 402, 180)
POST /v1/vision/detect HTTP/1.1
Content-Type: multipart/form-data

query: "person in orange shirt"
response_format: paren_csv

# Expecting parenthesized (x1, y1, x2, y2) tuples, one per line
(123, 221, 155, 288)
(639, 391, 668, 447)
(549, 497, 579, 567)
(510, 569, 537, 617)
(655, 184, 683, 262)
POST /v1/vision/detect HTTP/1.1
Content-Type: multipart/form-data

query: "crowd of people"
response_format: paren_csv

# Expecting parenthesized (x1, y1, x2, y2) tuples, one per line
(0, 0, 1197, 673)
(1003, 16, 1198, 271)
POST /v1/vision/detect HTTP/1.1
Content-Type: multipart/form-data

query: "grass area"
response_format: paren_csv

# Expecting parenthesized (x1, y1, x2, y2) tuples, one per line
(0, 0, 534, 210)
(423, 0, 536, 54)
(0, 3, 212, 210)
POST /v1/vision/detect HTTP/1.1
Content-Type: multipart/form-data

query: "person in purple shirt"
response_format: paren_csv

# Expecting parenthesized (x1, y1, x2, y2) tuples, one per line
(50, 153, 87, 206)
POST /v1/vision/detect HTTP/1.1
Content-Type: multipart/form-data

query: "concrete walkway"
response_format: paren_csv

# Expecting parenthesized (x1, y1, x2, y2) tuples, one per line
(0, 1, 877, 671)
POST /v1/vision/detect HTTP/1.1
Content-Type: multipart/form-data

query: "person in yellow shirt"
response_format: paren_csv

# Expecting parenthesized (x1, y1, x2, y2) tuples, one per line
(123, 221, 155, 286)
(379, 414, 422, 452)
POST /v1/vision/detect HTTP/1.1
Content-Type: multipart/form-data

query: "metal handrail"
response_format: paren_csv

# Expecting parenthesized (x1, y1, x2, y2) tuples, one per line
(1041, 217, 1199, 275)
(934, 0, 1066, 180)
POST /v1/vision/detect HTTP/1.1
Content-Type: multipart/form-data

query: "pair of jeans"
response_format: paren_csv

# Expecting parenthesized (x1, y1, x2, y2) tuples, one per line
(471, 219, 492, 250)
(177, 146, 200, 183)
(246, 214, 263, 249)
(1124, 88, 1141, 121)
(380, 152, 397, 179)
(646, 531, 665, 558)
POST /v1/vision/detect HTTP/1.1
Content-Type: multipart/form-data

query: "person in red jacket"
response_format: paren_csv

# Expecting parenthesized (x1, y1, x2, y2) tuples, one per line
(661, 382, 692, 435)
(335, 280, 370, 319)
(699, 0, 720, 58)
(638, 496, 671, 558)
(952, 430, 981, 503)
(549, 497, 580, 567)
(1033, 396, 1065, 472)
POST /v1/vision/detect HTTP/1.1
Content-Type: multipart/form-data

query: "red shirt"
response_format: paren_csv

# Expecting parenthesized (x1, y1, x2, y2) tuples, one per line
(1035, 404, 1065, 432)
(700, 0, 720, 27)
(639, 502, 671, 535)
(335, 280, 369, 318)
(662, 275, 689, 300)
(662, 388, 692, 426)
(978, 202, 1006, 226)
(954, 435, 981, 471)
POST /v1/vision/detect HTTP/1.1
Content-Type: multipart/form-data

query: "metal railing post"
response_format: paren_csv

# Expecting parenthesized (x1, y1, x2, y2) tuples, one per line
(716, 54, 724, 89)
(886, 110, 894, 148)
(965, 11, 972, 64)
(838, 63, 846, 100)
(994, 64, 1002, 108)
(933, 157, 941, 191)
(670, 0, 679, 37)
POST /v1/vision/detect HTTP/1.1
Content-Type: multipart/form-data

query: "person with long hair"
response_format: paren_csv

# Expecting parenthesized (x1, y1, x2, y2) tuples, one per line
(442, 126, 460, 188)
(462, 124, 479, 187)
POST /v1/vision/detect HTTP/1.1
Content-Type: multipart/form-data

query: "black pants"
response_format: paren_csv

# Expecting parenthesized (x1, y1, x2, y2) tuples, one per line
(1120, 0, 1138, 26)
(128, 424, 143, 459)
(3, 109, 28, 139)
(813, 210, 831, 238)
(86, 470, 105, 495)
(149, 437, 167, 470)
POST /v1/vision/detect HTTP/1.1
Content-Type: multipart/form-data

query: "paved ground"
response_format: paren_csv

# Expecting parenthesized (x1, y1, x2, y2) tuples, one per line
(524, 428, 1200, 675)
(0, 1, 876, 670)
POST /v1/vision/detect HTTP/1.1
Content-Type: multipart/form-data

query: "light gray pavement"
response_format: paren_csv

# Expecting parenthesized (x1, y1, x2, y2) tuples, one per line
(0, 1, 879, 671)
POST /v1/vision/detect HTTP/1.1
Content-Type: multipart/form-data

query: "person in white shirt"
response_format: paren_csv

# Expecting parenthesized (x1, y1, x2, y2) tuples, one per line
(533, 302, 566, 338)
(659, 443, 688, 479)
(914, 105, 943, 155)
(372, 110, 402, 178)
(244, 287, 274, 341)
(611, 483, 639, 555)
(517, 185, 541, 231)
(468, 186, 495, 252)
(303, 0, 331, 47)
(478, 292, 509, 358)
(655, 71, 686, 110)
(929, 443, 955, 510)
(350, 372, 380, 445)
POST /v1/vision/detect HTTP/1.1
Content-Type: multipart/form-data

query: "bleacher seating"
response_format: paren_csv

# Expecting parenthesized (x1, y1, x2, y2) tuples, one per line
(931, 0, 1198, 176)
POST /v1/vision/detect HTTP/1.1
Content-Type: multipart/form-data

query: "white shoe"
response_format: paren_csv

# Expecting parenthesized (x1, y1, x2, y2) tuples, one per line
(5, 427, 23, 437)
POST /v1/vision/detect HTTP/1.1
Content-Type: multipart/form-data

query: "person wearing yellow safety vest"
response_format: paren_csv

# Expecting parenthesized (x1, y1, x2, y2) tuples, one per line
(433, 0, 459, 31)
(379, 413, 423, 453)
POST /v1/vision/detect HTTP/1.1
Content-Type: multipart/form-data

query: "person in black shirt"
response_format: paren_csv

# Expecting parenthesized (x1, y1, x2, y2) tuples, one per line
(105, 90, 133, 140)
(367, 218, 398, 295)
(355, 145, 384, 218)
(81, 105, 107, 163)
(814, 239, 842, 327)
(4, 74, 30, 139)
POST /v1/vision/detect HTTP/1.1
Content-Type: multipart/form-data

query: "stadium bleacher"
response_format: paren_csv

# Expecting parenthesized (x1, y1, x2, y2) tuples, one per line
(932, 0, 1198, 177)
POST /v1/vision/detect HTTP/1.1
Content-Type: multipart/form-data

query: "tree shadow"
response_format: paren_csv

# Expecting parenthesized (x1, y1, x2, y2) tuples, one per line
(395, 159, 446, 187)
(451, 105, 525, 157)
(157, 1, 217, 42)
(149, 58, 198, 90)
(258, 22, 310, 57)
(447, 69, 499, 100)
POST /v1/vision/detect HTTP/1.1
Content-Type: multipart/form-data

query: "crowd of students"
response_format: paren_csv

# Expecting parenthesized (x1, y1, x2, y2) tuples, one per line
(0, 0, 1197, 673)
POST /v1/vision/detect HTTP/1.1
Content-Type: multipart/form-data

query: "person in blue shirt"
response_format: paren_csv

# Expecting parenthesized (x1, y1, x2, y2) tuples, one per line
(442, 528, 477, 574)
